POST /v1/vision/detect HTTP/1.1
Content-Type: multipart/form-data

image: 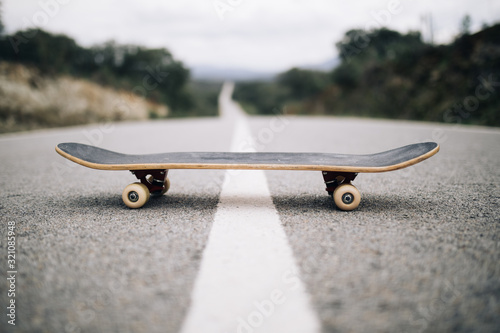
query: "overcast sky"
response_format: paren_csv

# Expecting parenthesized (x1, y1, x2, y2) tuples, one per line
(3, 0, 500, 72)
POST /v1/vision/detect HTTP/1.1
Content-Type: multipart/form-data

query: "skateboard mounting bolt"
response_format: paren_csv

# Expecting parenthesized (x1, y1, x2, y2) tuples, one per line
(128, 191, 139, 202)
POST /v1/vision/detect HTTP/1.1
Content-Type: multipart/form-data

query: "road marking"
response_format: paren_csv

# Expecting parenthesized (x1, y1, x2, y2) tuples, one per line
(180, 83, 320, 333)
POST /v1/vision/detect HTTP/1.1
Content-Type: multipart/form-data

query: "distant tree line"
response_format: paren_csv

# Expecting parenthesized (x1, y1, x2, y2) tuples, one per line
(234, 24, 500, 127)
(0, 28, 219, 117)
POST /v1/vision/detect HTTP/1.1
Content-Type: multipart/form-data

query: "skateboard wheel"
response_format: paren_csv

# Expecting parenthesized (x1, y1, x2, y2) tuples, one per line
(122, 182, 150, 208)
(160, 177, 171, 195)
(333, 184, 361, 211)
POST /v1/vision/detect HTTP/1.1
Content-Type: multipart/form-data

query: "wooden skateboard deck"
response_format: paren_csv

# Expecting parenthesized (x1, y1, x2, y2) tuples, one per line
(56, 142, 439, 210)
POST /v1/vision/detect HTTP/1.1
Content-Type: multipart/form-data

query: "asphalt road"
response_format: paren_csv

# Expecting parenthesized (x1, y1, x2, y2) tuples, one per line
(0, 85, 499, 333)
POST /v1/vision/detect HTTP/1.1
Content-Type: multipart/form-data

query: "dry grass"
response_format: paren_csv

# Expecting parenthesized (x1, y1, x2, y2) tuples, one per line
(0, 62, 169, 133)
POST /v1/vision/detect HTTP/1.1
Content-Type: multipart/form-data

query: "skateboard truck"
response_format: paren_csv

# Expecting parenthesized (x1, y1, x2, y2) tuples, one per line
(121, 170, 171, 208)
(322, 171, 357, 193)
(322, 171, 361, 210)
(130, 169, 169, 195)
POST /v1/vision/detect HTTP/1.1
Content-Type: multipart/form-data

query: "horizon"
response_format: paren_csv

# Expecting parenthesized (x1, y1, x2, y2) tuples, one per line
(3, 0, 500, 74)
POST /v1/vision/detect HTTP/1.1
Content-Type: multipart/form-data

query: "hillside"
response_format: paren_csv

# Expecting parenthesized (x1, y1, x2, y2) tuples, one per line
(0, 62, 168, 133)
(234, 24, 500, 126)
(0, 28, 220, 133)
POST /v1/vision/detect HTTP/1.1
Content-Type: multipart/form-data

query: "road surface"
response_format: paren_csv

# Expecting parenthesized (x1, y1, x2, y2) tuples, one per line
(0, 83, 499, 333)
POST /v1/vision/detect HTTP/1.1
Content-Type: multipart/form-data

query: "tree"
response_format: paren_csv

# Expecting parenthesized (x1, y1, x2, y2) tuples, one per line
(335, 28, 424, 65)
(460, 15, 472, 35)
(0, 0, 5, 36)
(277, 68, 329, 99)
(0, 29, 81, 73)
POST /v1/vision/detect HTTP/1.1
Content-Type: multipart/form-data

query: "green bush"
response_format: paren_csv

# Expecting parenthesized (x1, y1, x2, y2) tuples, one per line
(234, 24, 500, 127)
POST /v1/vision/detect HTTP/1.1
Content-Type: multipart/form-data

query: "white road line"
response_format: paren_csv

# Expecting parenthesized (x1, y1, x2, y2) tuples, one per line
(180, 83, 320, 333)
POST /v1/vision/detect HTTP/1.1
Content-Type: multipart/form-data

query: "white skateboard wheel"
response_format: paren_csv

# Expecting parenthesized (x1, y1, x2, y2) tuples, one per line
(161, 177, 171, 195)
(122, 182, 150, 208)
(333, 184, 361, 211)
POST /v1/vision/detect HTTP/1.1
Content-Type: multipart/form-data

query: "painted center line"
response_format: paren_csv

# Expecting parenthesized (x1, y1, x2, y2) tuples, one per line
(180, 83, 320, 333)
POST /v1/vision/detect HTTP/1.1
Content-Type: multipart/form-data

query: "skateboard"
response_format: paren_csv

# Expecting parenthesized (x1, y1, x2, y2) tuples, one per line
(55, 142, 439, 211)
